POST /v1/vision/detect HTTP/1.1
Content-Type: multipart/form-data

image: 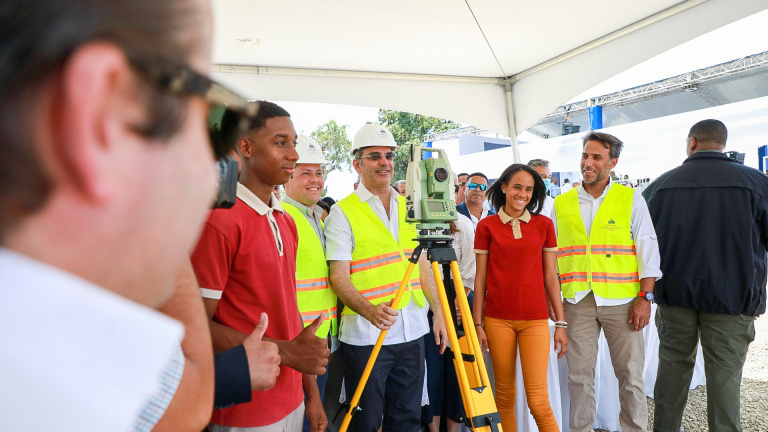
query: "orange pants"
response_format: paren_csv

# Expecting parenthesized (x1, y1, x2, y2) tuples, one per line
(484, 317, 558, 432)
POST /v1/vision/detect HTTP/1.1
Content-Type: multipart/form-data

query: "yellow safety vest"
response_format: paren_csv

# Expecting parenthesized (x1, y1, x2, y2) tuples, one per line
(283, 202, 337, 338)
(337, 194, 426, 315)
(554, 184, 640, 299)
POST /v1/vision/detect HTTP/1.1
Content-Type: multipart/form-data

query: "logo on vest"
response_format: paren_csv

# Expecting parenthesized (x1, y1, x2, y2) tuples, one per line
(600, 218, 623, 232)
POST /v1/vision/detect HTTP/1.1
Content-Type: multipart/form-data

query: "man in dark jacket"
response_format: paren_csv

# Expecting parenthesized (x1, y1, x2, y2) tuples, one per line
(643, 119, 768, 432)
(455, 172, 495, 230)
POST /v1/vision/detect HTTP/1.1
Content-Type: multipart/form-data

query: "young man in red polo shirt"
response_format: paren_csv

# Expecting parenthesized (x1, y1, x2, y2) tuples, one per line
(192, 101, 330, 432)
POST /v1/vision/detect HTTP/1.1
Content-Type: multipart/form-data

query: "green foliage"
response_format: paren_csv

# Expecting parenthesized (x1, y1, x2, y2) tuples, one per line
(310, 120, 353, 175)
(377, 110, 460, 181)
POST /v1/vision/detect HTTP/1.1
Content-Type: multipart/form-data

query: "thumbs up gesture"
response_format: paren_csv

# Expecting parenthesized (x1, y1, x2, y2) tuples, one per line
(243, 313, 281, 391)
(277, 313, 331, 375)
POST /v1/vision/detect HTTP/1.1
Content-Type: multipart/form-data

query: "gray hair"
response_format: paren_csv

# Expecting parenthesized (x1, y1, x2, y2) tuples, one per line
(527, 159, 550, 169)
(581, 132, 624, 160)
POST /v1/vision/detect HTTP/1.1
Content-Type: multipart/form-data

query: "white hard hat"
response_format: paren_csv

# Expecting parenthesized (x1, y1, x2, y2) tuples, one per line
(351, 122, 398, 154)
(295, 135, 327, 164)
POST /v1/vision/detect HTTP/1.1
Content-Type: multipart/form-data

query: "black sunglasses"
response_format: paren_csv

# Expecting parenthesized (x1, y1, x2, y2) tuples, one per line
(131, 60, 258, 160)
(359, 152, 396, 161)
(467, 182, 488, 191)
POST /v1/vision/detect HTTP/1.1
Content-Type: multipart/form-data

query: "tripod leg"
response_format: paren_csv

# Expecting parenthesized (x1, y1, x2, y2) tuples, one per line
(339, 260, 418, 432)
(450, 261, 492, 389)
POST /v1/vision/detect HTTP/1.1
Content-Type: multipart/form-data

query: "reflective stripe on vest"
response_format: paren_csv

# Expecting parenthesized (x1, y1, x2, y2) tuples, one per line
(554, 185, 640, 299)
(283, 202, 337, 338)
(337, 194, 426, 315)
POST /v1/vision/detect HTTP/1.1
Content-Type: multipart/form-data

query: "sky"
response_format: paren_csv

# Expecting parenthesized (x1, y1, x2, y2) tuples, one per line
(275, 9, 768, 200)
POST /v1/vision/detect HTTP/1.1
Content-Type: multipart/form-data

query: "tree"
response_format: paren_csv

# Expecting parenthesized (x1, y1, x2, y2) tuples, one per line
(310, 120, 353, 176)
(378, 110, 460, 181)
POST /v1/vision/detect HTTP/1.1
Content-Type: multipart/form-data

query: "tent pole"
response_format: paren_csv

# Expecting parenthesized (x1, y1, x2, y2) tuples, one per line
(505, 81, 521, 163)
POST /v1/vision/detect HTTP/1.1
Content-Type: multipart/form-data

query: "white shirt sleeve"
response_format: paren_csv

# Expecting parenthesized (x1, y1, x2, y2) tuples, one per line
(323, 204, 354, 261)
(454, 216, 476, 290)
(631, 188, 663, 280)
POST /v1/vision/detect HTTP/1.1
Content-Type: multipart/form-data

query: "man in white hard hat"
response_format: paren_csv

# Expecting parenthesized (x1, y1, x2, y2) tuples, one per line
(325, 122, 448, 432)
(282, 135, 338, 432)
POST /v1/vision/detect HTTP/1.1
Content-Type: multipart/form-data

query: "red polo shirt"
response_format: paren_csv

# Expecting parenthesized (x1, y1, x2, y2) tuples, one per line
(474, 209, 557, 320)
(191, 184, 302, 427)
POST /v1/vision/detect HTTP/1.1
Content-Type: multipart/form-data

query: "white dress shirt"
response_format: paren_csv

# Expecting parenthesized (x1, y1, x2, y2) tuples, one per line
(453, 215, 477, 290)
(325, 184, 429, 346)
(0, 248, 184, 432)
(551, 181, 662, 306)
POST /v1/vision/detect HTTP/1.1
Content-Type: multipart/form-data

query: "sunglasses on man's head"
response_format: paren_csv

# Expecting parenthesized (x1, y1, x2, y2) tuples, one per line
(359, 152, 396, 161)
(131, 60, 258, 160)
(467, 182, 488, 191)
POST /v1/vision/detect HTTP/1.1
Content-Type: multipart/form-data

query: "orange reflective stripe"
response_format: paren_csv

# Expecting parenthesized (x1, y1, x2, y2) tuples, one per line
(301, 306, 338, 325)
(296, 277, 329, 292)
(557, 245, 587, 257)
(359, 281, 400, 301)
(350, 251, 402, 274)
(560, 272, 588, 283)
(591, 272, 639, 283)
(591, 245, 636, 255)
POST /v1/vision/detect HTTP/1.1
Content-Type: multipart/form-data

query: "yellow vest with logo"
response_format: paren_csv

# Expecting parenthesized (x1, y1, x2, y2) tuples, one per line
(554, 184, 640, 299)
(283, 202, 337, 338)
(337, 194, 426, 315)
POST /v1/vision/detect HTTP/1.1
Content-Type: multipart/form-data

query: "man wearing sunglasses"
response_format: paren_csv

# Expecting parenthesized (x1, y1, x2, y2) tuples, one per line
(456, 172, 495, 231)
(0, 0, 228, 430)
(325, 122, 448, 432)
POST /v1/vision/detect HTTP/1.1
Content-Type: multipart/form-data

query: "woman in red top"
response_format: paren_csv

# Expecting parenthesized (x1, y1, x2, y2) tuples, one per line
(472, 163, 567, 432)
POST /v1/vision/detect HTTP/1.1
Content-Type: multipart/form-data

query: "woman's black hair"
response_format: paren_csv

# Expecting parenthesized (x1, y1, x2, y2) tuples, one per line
(486, 164, 546, 215)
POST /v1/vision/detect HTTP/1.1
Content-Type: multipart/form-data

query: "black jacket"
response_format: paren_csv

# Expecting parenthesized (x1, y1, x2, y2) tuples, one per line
(643, 151, 768, 315)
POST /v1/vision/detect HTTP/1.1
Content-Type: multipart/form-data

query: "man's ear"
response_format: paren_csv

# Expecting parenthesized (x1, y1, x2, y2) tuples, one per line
(688, 137, 698, 154)
(352, 158, 361, 173)
(609, 157, 618, 171)
(237, 137, 252, 158)
(53, 42, 142, 203)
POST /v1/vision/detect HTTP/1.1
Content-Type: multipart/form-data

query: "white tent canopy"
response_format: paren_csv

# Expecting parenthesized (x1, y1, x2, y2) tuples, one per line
(211, 0, 768, 160)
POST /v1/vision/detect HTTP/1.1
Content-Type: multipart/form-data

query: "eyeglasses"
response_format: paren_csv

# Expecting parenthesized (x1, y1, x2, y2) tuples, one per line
(467, 182, 488, 191)
(359, 152, 396, 161)
(130, 60, 258, 160)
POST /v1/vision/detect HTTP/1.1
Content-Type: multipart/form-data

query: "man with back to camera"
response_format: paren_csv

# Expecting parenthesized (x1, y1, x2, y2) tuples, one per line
(0, 0, 231, 429)
(456, 172, 495, 231)
(324, 121, 448, 432)
(191, 101, 330, 432)
(644, 119, 768, 432)
(551, 132, 662, 432)
(281, 135, 339, 432)
(528, 159, 555, 218)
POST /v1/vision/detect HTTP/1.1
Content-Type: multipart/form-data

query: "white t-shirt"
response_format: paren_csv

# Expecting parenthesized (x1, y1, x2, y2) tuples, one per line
(0, 249, 184, 432)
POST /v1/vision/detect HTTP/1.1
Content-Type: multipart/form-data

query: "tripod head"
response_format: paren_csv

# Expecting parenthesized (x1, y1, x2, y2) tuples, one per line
(404, 145, 457, 240)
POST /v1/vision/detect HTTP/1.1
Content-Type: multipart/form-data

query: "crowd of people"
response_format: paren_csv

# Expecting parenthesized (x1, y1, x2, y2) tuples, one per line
(3, 2, 767, 432)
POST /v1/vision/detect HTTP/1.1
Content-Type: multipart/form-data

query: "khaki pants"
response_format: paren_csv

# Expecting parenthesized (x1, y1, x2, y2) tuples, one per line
(208, 403, 304, 432)
(654, 304, 755, 432)
(563, 292, 646, 432)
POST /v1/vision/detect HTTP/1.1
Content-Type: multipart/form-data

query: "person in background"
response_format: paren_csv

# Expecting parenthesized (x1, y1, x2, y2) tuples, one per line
(473, 163, 567, 432)
(455, 172, 469, 206)
(274, 185, 282, 200)
(560, 178, 573, 193)
(527, 159, 555, 218)
(644, 119, 768, 432)
(281, 135, 338, 432)
(456, 172, 495, 231)
(394, 179, 407, 196)
(552, 132, 661, 432)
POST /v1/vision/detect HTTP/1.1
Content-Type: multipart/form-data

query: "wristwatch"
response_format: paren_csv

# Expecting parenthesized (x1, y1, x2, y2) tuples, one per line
(638, 291, 655, 302)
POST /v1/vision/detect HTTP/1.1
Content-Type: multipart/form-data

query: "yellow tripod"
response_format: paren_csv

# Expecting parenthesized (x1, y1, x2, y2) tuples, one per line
(339, 236, 503, 432)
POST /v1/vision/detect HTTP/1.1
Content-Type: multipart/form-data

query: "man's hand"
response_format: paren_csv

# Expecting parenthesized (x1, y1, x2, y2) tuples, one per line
(432, 310, 448, 354)
(273, 314, 330, 375)
(243, 313, 281, 391)
(628, 298, 651, 332)
(365, 299, 399, 330)
(305, 387, 328, 432)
